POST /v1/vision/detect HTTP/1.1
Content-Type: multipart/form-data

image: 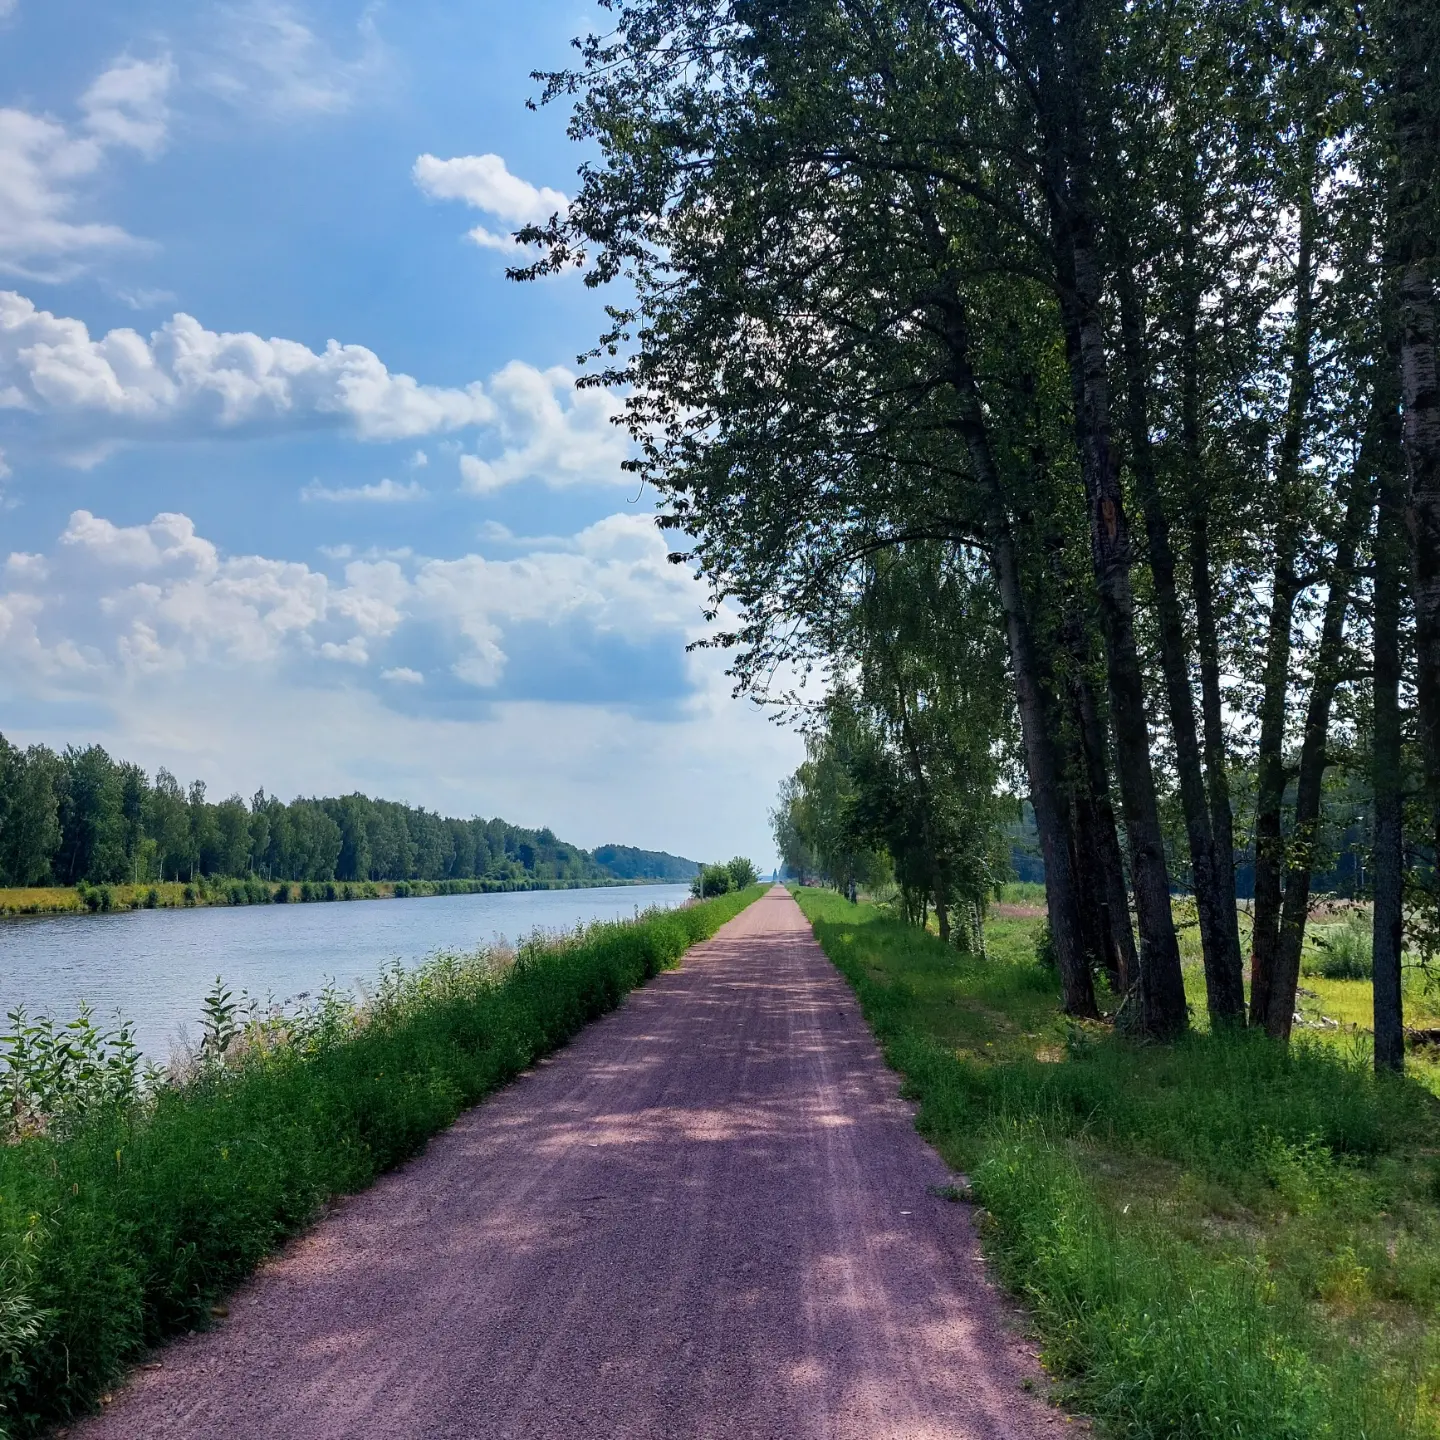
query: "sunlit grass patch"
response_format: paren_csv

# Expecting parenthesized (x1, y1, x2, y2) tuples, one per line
(796, 886, 1440, 1440)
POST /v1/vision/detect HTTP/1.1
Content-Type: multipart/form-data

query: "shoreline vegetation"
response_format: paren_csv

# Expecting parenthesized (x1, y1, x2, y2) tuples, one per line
(0, 873, 681, 920)
(0, 732, 700, 904)
(0, 885, 765, 1437)
(797, 887, 1440, 1439)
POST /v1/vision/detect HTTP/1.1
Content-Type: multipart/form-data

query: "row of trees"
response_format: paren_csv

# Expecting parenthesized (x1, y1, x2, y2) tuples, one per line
(524, 0, 1440, 1066)
(0, 734, 677, 889)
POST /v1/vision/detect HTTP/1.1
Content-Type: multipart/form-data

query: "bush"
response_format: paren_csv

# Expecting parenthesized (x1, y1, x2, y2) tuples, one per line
(273, 882, 290, 903)
(0, 887, 764, 1435)
(691, 857, 759, 897)
(1303, 911, 1373, 980)
(143, 888, 159, 909)
(726, 856, 759, 890)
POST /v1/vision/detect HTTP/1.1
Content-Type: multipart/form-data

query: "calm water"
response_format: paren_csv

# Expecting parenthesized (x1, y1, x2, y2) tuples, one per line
(0, 884, 693, 1059)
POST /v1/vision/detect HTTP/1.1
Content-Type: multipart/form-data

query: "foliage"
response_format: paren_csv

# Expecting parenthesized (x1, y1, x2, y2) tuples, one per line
(689, 856, 759, 897)
(796, 888, 1440, 1439)
(0, 887, 763, 1435)
(522, 0, 1440, 1044)
(1304, 911, 1377, 981)
(0, 733, 696, 892)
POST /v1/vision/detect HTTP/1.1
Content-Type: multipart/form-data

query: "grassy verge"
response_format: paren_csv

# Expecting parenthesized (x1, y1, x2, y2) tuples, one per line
(795, 888, 1440, 1440)
(0, 886, 762, 1436)
(0, 874, 654, 918)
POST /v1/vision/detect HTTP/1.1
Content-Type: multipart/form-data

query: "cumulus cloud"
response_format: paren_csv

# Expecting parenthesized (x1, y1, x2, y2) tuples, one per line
(1, 292, 634, 487)
(458, 363, 628, 493)
(0, 291, 493, 444)
(202, 1, 385, 117)
(414, 153, 568, 251)
(301, 477, 426, 503)
(1, 508, 706, 698)
(0, 55, 173, 275)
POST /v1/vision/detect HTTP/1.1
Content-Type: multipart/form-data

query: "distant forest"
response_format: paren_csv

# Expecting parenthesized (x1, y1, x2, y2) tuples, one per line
(0, 734, 697, 889)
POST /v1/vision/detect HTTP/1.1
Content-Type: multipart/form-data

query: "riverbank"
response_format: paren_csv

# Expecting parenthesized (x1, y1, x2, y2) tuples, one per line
(0, 885, 765, 1436)
(796, 887, 1440, 1440)
(0, 873, 647, 918)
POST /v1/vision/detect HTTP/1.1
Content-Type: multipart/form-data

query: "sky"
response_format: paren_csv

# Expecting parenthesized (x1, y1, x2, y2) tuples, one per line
(0, 0, 802, 867)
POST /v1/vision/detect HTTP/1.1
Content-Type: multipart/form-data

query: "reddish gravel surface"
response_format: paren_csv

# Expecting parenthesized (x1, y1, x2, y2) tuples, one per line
(75, 887, 1066, 1440)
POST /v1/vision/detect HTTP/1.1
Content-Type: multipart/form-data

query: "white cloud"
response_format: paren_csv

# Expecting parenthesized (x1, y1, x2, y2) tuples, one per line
(80, 55, 175, 158)
(301, 477, 426, 503)
(414, 153, 567, 225)
(0, 55, 173, 275)
(3, 508, 704, 690)
(381, 666, 423, 685)
(1, 293, 634, 488)
(203, 1, 385, 117)
(408, 449, 428, 468)
(414, 153, 567, 251)
(0, 291, 493, 443)
(458, 363, 629, 493)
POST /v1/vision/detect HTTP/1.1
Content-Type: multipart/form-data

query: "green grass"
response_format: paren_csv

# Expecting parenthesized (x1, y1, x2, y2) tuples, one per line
(795, 887, 1440, 1440)
(994, 880, 1048, 906)
(0, 887, 762, 1437)
(0, 873, 646, 917)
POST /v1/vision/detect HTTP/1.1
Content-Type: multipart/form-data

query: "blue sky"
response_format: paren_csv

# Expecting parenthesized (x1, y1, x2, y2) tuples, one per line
(0, 0, 800, 865)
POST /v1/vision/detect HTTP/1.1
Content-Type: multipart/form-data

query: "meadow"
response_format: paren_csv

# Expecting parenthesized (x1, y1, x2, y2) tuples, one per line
(0, 886, 763, 1436)
(797, 887, 1440, 1440)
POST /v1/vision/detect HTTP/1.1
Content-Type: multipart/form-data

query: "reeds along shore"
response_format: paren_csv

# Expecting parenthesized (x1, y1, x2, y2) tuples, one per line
(0, 874, 647, 917)
(0, 886, 765, 1437)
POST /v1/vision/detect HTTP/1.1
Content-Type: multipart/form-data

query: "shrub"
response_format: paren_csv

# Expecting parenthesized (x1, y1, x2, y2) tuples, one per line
(726, 856, 759, 890)
(273, 882, 290, 903)
(1303, 911, 1373, 980)
(143, 888, 159, 909)
(691, 862, 736, 898)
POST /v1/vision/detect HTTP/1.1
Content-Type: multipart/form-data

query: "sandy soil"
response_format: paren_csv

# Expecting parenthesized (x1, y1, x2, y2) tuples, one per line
(73, 887, 1066, 1440)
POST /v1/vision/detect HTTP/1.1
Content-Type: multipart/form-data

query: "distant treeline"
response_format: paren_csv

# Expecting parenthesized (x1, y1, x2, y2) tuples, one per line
(0, 734, 697, 889)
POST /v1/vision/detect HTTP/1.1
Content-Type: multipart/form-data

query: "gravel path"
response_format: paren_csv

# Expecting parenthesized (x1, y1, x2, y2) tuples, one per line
(75, 886, 1066, 1439)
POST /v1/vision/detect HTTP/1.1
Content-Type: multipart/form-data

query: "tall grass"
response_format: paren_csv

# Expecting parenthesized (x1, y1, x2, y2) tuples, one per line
(0, 887, 762, 1436)
(0, 873, 646, 917)
(796, 888, 1440, 1440)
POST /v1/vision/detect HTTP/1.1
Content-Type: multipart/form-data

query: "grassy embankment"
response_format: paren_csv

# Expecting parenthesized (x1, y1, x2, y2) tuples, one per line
(0, 873, 644, 918)
(0, 886, 764, 1437)
(796, 887, 1440, 1440)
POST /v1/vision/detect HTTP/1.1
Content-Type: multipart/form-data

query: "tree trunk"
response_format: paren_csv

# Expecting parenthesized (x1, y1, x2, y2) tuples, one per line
(1390, 0, 1440, 896)
(1250, 179, 1317, 1028)
(933, 292, 1098, 1016)
(1269, 420, 1382, 1037)
(1058, 222, 1187, 1038)
(1115, 257, 1245, 1023)
(1374, 412, 1407, 1073)
(1064, 619, 1139, 991)
(894, 680, 949, 945)
(1178, 220, 1243, 966)
(1401, 256, 1440, 865)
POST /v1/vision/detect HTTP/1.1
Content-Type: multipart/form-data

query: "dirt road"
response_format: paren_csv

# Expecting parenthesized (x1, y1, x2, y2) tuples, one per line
(76, 887, 1064, 1439)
